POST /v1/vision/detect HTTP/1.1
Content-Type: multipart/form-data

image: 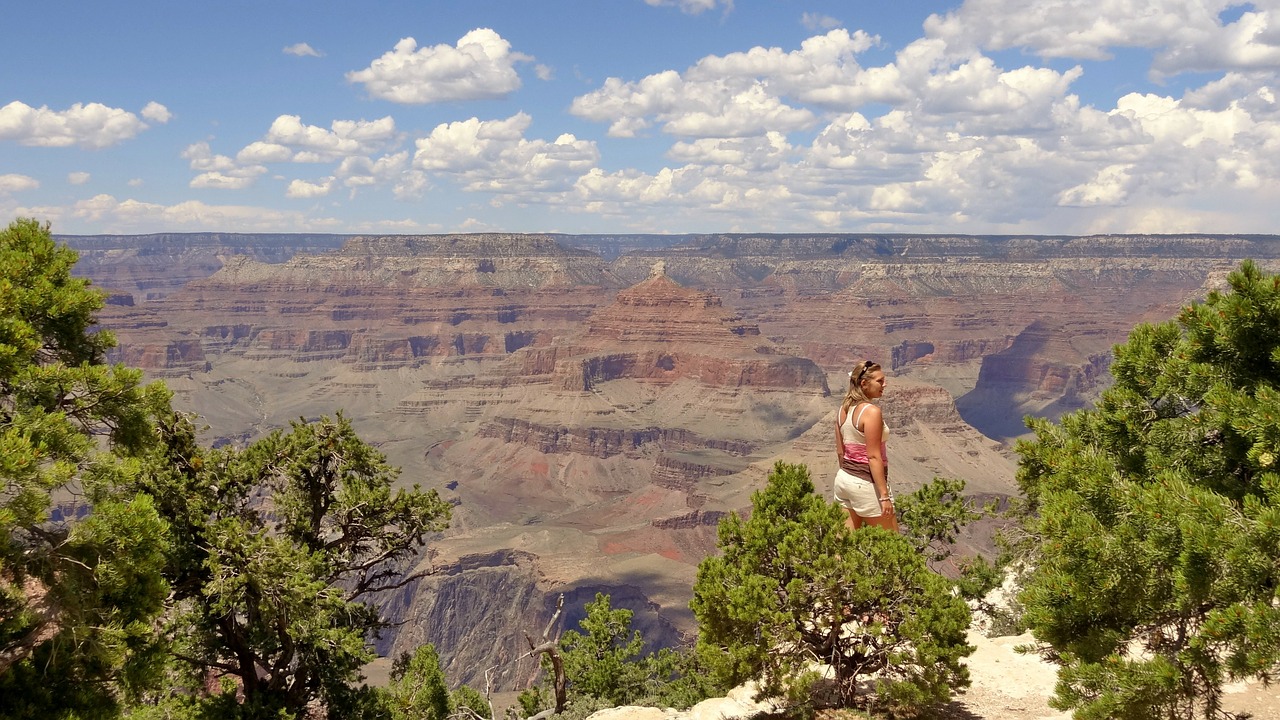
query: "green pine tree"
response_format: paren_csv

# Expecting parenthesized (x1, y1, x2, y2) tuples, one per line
(387, 644, 454, 720)
(132, 412, 453, 718)
(0, 218, 173, 718)
(691, 461, 972, 713)
(1017, 260, 1280, 719)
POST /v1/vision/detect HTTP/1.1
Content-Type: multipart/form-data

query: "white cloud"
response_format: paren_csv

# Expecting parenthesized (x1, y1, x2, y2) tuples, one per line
(457, 217, 492, 230)
(284, 42, 323, 57)
(286, 177, 335, 198)
(335, 151, 410, 188)
(393, 170, 431, 200)
(237, 141, 294, 164)
(923, 0, 1204, 60)
(571, 29, 894, 139)
(644, 0, 732, 16)
(917, 58, 1086, 134)
(0, 101, 151, 148)
(661, 84, 816, 137)
(190, 172, 259, 190)
(262, 114, 398, 161)
(141, 101, 172, 123)
(558, 22, 1279, 232)
(346, 29, 531, 104)
(1058, 163, 1136, 206)
(535, 64, 554, 81)
(53, 194, 344, 232)
(1154, 8, 1280, 77)
(182, 142, 236, 172)
(68, 172, 91, 185)
(571, 163, 798, 219)
(183, 142, 267, 189)
(350, 218, 441, 232)
(0, 174, 39, 193)
(413, 113, 599, 192)
(127, 178, 143, 187)
(667, 132, 794, 170)
(186, 116, 402, 196)
(574, 73, 819, 138)
(922, 0, 1280, 79)
(801, 12, 842, 31)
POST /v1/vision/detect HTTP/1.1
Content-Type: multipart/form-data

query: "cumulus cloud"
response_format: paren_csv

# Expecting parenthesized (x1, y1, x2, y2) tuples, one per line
(346, 29, 531, 103)
(0, 174, 39, 193)
(335, 151, 410, 188)
(185, 115, 403, 198)
(560, 22, 1280, 234)
(68, 172, 91, 185)
(923, 0, 1280, 79)
(262, 115, 399, 161)
(667, 131, 794, 169)
(141, 101, 172, 123)
(1058, 163, 1136, 206)
(393, 170, 431, 200)
(189, 172, 259, 190)
(285, 177, 335, 198)
(571, 29, 897, 139)
(183, 141, 268, 189)
(237, 141, 294, 164)
(574, 73, 819, 138)
(284, 42, 323, 57)
(917, 58, 1086, 134)
(413, 112, 599, 192)
(0, 101, 153, 148)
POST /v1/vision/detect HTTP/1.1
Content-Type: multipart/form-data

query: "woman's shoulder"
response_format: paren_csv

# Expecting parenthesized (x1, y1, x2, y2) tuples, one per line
(856, 402, 883, 423)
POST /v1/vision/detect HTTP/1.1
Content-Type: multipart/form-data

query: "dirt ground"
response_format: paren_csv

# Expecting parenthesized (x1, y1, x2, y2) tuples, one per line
(928, 631, 1280, 720)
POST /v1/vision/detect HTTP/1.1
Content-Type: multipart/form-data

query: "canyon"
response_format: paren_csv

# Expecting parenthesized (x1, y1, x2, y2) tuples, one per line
(64, 230, 1280, 687)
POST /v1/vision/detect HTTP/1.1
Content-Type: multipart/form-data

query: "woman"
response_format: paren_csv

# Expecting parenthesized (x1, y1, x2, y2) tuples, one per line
(833, 360, 897, 531)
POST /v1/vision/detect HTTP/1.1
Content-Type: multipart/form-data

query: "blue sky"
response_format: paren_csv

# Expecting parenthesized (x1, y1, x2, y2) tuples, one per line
(3, 0, 1279, 235)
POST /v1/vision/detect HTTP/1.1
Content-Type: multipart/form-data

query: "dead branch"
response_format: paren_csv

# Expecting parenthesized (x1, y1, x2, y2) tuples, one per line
(522, 593, 566, 717)
(0, 575, 62, 674)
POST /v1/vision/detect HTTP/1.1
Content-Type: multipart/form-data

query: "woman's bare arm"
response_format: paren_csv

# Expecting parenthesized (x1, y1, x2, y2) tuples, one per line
(860, 405, 891, 504)
(834, 406, 847, 460)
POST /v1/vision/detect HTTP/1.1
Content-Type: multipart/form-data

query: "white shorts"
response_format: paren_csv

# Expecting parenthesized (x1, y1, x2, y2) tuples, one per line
(833, 468, 889, 518)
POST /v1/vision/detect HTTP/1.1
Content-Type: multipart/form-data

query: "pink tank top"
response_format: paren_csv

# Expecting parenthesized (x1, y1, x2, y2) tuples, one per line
(841, 403, 888, 466)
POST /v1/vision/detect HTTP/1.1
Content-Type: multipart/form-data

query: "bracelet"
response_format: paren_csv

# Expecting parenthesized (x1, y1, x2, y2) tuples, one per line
(878, 496, 891, 502)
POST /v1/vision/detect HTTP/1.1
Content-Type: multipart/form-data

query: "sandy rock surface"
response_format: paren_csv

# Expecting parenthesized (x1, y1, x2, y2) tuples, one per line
(584, 629, 1280, 720)
(942, 631, 1068, 720)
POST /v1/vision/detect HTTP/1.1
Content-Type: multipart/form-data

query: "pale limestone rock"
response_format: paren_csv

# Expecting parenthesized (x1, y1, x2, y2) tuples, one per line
(584, 707, 678, 720)
(687, 681, 785, 720)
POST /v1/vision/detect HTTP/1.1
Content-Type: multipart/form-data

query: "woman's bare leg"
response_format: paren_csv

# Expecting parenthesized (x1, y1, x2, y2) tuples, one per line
(845, 508, 864, 530)
(861, 508, 898, 532)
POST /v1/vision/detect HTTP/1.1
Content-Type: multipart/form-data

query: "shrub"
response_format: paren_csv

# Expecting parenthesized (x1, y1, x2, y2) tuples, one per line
(690, 462, 972, 713)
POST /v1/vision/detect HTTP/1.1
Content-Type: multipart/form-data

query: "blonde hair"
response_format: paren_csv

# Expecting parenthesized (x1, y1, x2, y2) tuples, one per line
(840, 360, 882, 415)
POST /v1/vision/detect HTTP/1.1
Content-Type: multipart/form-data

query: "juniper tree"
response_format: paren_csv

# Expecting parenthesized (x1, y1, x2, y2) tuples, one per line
(0, 218, 172, 718)
(1017, 260, 1280, 720)
(387, 643, 453, 720)
(132, 412, 453, 718)
(691, 462, 972, 712)
(558, 593, 649, 706)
